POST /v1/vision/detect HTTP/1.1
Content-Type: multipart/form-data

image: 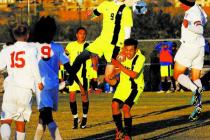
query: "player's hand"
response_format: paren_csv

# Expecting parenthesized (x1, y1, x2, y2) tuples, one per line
(38, 82, 44, 90)
(182, 19, 188, 28)
(116, 54, 126, 62)
(86, 10, 93, 17)
(112, 59, 122, 68)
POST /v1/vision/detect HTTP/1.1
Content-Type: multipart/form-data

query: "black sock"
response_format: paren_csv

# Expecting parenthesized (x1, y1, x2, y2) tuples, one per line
(92, 80, 98, 90)
(124, 117, 132, 137)
(82, 101, 89, 115)
(113, 113, 123, 132)
(70, 101, 77, 115)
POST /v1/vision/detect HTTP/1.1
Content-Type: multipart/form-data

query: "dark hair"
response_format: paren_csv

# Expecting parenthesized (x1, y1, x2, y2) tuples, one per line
(33, 16, 57, 43)
(12, 22, 29, 39)
(124, 38, 138, 49)
(76, 27, 87, 34)
(179, 0, 195, 7)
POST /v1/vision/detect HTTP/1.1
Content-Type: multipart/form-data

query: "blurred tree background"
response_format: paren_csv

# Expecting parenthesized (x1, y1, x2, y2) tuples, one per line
(0, 3, 210, 43)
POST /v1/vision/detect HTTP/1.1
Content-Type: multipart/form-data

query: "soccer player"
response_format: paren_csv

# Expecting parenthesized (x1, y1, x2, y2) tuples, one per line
(66, 0, 133, 88)
(0, 23, 43, 140)
(111, 38, 145, 140)
(31, 16, 84, 140)
(65, 27, 93, 129)
(174, 0, 207, 121)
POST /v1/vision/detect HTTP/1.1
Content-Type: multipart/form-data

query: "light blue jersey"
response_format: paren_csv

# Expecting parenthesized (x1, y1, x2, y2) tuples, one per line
(37, 42, 69, 89)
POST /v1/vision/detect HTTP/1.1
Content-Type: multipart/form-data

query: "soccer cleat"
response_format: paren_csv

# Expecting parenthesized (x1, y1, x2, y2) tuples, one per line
(189, 106, 202, 121)
(115, 129, 124, 140)
(124, 135, 132, 140)
(191, 87, 203, 106)
(156, 90, 165, 93)
(80, 117, 87, 129)
(72, 118, 80, 129)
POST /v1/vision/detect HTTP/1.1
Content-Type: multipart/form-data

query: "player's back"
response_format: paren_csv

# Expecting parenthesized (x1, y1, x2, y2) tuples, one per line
(0, 41, 39, 89)
(98, 1, 133, 46)
(36, 42, 68, 89)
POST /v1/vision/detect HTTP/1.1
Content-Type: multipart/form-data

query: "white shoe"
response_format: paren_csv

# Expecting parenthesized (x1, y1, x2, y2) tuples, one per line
(59, 81, 66, 90)
(157, 90, 165, 93)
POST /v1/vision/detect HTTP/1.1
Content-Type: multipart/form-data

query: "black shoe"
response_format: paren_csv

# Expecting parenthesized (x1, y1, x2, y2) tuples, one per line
(80, 117, 87, 129)
(72, 118, 79, 129)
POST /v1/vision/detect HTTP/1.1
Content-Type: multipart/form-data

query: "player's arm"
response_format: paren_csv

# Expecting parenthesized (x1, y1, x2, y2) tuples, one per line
(0, 49, 7, 70)
(112, 59, 138, 79)
(29, 47, 43, 90)
(183, 12, 204, 35)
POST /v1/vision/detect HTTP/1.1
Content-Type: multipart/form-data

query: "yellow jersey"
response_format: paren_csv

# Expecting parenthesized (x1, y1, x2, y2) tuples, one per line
(95, 1, 133, 47)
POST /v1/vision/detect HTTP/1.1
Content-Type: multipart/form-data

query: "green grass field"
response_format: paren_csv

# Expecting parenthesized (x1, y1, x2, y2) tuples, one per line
(1, 91, 210, 140)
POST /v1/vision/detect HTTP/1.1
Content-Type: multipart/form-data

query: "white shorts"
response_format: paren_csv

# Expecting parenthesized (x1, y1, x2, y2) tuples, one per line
(174, 43, 204, 70)
(36, 87, 59, 111)
(1, 82, 33, 122)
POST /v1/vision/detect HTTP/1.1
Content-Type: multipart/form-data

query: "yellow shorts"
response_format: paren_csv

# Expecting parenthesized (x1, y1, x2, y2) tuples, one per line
(86, 37, 119, 63)
(68, 77, 83, 92)
(160, 65, 173, 77)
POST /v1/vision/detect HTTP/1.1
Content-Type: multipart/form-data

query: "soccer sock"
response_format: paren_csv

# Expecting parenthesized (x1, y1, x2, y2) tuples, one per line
(34, 123, 46, 140)
(70, 101, 77, 115)
(92, 80, 98, 90)
(0, 124, 11, 140)
(193, 79, 202, 88)
(16, 131, 25, 140)
(82, 101, 89, 115)
(124, 117, 132, 137)
(113, 113, 123, 132)
(48, 121, 62, 140)
(177, 74, 197, 92)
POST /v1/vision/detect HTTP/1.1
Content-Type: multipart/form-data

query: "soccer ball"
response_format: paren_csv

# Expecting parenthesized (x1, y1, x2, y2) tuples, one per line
(133, 1, 147, 15)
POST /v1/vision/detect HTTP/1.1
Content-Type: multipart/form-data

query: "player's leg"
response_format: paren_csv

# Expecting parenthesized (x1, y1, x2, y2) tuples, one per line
(0, 120, 12, 140)
(122, 104, 132, 140)
(68, 50, 92, 84)
(69, 91, 79, 129)
(15, 121, 26, 140)
(189, 68, 203, 121)
(174, 62, 198, 92)
(34, 119, 46, 140)
(40, 107, 62, 140)
(79, 76, 89, 129)
(112, 99, 124, 140)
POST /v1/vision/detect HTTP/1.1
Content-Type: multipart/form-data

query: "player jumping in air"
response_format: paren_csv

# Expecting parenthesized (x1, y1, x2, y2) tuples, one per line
(174, 0, 207, 121)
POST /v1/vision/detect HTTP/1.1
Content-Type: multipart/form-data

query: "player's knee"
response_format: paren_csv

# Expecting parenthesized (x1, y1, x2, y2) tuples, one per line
(122, 105, 130, 114)
(15, 121, 25, 132)
(112, 101, 119, 111)
(39, 107, 53, 125)
(81, 95, 88, 102)
(69, 92, 76, 102)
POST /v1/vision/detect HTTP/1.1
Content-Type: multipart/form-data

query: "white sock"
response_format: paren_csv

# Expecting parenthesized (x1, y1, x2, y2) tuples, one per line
(83, 114, 87, 118)
(0, 124, 11, 140)
(48, 121, 62, 140)
(34, 124, 46, 140)
(73, 114, 78, 119)
(193, 79, 202, 88)
(16, 131, 25, 140)
(177, 74, 197, 92)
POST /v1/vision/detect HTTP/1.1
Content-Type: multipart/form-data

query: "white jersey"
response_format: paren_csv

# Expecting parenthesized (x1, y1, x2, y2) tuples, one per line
(0, 41, 42, 89)
(181, 4, 207, 46)
(35, 42, 69, 89)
